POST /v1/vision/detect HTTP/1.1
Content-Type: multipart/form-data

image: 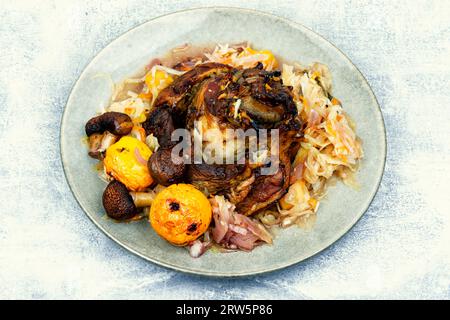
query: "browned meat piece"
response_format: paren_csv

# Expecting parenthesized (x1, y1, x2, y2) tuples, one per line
(235, 166, 288, 216)
(154, 62, 232, 109)
(185, 74, 236, 129)
(239, 64, 298, 126)
(186, 163, 250, 194)
(142, 107, 175, 148)
(228, 175, 255, 204)
(148, 147, 186, 186)
(142, 62, 302, 215)
(198, 74, 233, 119)
(143, 62, 233, 146)
(235, 129, 300, 215)
(188, 62, 298, 129)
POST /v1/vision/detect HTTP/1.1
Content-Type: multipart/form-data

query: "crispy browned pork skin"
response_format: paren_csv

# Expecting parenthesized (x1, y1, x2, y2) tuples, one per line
(235, 129, 300, 215)
(154, 62, 233, 111)
(186, 163, 251, 195)
(143, 62, 302, 215)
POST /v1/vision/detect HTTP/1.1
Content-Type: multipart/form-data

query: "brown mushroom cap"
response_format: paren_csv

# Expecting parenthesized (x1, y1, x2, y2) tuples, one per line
(85, 112, 133, 137)
(102, 180, 137, 220)
(148, 147, 186, 186)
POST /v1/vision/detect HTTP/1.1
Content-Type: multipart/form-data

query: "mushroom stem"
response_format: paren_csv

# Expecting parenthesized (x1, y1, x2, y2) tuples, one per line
(130, 192, 155, 207)
(88, 132, 118, 159)
(100, 131, 118, 151)
(88, 133, 104, 158)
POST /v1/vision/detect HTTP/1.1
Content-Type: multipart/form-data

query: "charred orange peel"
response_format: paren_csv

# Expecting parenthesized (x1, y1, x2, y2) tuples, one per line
(104, 136, 153, 191)
(150, 184, 212, 246)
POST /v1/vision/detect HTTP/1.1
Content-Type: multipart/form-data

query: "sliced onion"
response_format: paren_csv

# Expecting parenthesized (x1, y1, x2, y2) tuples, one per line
(228, 224, 248, 235)
(290, 162, 304, 185)
(233, 214, 273, 244)
(210, 196, 235, 243)
(100, 132, 117, 152)
(308, 109, 321, 126)
(212, 220, 228, 243)
(229, 233, 259, 251)
(153, 65, 186, 76)
(134, 147, 147, 166)
(188, 231, 212, 258)
(145, 58, 162, 71)
(172, 43, 190, 52)
(210, 196, 273, 249)
(188, 240, 208, 258)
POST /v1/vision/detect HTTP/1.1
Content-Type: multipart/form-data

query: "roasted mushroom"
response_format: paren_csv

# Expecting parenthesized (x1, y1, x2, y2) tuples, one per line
(85, 112, 134, 159)
(85, 112, 133, 137)
(148, 147, 186, 186)
(102, 180, 154, 220)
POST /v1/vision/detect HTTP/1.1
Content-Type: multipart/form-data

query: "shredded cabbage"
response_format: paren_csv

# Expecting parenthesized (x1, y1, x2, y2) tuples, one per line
(205, 44, 277, 70)
(269, 61, 363, 228)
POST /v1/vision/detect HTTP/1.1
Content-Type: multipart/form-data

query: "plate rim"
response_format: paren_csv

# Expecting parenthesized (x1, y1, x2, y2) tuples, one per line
(60, 6, 387, 277)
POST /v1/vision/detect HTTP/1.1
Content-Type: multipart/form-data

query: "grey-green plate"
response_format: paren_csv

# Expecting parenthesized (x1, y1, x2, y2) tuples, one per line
(61, 7, 386, 277)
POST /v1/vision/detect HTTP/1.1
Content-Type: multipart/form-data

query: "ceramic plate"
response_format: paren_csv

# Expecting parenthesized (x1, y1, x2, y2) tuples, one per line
(61, 7, 386, 276)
